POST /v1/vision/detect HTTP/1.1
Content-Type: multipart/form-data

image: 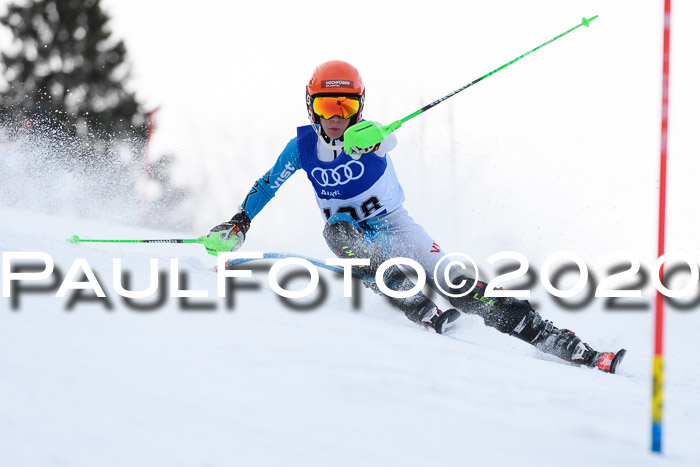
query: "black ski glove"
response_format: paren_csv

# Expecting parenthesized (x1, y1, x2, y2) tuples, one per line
(208, 212, 251, 252)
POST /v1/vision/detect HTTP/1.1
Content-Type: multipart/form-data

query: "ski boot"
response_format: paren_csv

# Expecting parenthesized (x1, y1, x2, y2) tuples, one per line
(538, 328, 626, 374)
(510, 309, 626, 373)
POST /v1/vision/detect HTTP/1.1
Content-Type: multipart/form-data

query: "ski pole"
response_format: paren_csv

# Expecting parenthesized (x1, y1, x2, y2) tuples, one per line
(66, 233, 239, 256)
(344, 15, 599, 154)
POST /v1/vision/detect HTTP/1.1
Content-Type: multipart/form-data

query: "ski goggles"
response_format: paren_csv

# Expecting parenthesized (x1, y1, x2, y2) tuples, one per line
(312, 96, 360, 120)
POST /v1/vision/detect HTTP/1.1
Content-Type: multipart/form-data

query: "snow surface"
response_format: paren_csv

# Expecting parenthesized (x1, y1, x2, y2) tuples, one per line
(1, 207, 699, 467)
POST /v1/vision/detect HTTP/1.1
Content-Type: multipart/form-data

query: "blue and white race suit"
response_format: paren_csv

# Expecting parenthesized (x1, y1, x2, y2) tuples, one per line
(241, 124, 404, 223)
(239, 123, 456, 293)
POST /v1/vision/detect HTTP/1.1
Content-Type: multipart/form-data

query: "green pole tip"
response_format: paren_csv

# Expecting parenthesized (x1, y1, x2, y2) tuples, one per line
(67, 234, 81, 244)
(582, 15, 598, 27)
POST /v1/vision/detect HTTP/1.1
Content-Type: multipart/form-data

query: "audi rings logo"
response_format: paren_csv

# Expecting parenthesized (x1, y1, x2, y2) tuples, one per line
(311, 161, 365, 187)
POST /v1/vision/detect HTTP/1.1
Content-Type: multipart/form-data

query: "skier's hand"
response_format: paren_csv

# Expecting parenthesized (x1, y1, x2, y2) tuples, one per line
(348, 143, 381, 160)
(208, 212, 251, 252)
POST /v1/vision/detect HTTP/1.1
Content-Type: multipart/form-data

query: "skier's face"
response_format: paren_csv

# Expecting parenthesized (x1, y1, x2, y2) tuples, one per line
(320, 116, 351, 140)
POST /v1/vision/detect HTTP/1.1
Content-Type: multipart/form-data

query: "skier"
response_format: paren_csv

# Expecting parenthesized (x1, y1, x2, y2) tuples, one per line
(209, 60, 625, 373)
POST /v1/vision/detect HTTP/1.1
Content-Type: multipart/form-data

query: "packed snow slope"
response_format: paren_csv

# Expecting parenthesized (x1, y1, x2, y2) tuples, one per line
(1, 206, 699, 467)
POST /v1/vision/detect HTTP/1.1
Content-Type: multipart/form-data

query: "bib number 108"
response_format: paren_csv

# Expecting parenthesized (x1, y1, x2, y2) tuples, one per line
(323, 196, 383, 221)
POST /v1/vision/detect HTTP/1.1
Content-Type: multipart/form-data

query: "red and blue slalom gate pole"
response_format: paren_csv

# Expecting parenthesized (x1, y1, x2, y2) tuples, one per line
(652, 0, 671, 454)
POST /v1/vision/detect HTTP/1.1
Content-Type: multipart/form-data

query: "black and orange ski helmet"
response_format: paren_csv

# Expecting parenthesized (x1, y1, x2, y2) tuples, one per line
(306, 60, 365, 126)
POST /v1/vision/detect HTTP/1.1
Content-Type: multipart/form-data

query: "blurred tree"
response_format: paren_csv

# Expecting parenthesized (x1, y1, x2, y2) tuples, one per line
(0, 0, 146, 139)
(0, 0, 192, 230)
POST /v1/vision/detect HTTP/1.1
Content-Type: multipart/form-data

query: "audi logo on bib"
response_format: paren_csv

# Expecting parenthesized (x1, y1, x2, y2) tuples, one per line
(311, 161, 365, 187)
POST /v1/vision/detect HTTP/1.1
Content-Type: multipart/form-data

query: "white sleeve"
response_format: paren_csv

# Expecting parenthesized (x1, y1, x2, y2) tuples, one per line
(372, 121, 397, 157)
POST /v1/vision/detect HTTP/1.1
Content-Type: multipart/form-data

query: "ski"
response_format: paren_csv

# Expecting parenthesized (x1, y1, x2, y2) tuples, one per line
(216, 251, 397, 286)
(595, 348, 627, 374)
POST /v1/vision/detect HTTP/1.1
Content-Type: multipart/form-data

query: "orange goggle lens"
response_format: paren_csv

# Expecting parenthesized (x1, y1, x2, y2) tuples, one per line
(312, 96, 360, 120)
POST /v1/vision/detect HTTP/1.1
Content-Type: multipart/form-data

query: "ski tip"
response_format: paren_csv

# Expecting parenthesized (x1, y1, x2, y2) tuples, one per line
(609, 348, 627, 374)
(582, 15, 599, 27)
(66, 234, 81, 244)
(434, 308, 460, 335)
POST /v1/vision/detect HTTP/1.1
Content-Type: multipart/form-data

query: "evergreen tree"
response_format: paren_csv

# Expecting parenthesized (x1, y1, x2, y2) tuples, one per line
(0, 0, 146, 138)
